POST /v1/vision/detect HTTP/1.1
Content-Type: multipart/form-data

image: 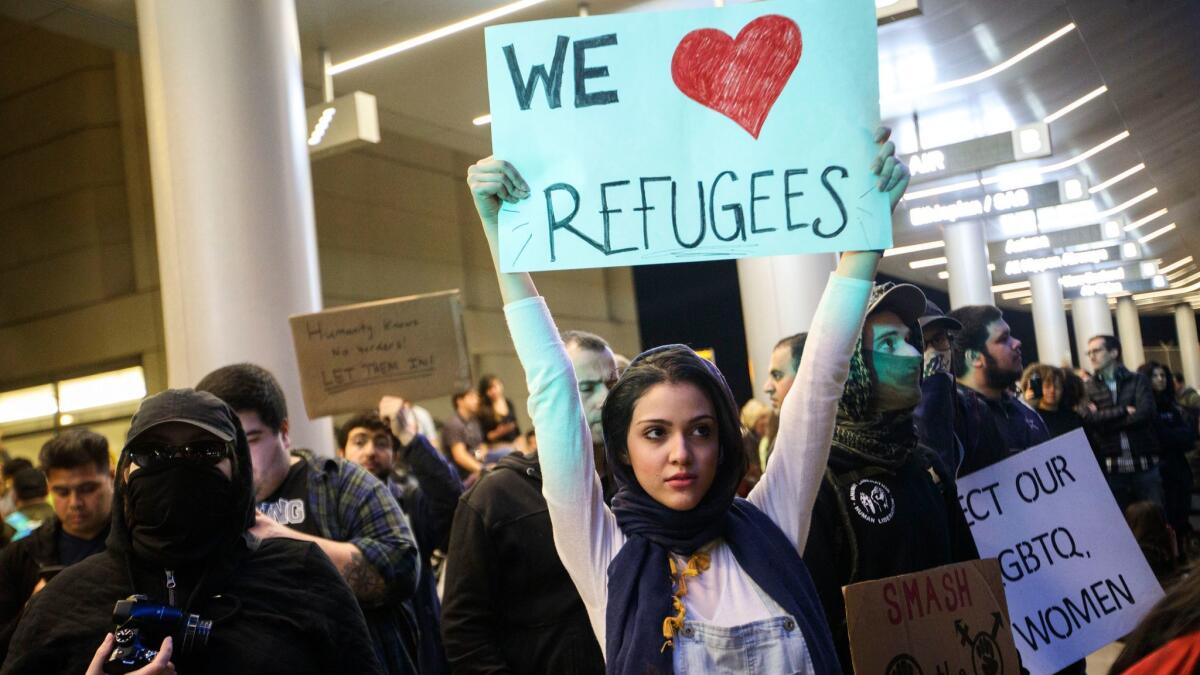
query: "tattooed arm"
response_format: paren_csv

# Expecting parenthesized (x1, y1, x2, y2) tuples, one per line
(252, 512, 392, 603)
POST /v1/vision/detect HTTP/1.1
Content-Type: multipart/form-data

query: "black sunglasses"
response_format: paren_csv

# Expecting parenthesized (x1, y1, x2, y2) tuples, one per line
(127, 440, 233, 469)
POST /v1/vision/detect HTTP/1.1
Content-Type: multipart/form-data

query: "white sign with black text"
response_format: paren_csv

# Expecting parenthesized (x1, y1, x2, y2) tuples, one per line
(956, 430, 1163, 674)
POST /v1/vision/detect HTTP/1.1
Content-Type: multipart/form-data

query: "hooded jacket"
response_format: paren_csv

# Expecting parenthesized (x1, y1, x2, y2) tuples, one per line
(803, 305, 978, 674)
(1, 391, 383, 675)
(441, 451, 604, 675)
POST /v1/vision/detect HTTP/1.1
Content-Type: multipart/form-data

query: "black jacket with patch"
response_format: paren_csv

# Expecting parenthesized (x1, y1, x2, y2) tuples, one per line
(803, 444, 979, 675)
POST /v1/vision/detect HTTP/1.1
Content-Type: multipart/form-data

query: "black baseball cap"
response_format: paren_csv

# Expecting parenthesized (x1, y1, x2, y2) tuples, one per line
(867, 282, 927, 327)
(124, 389, 237, 450)
(918, 299, 962, 332)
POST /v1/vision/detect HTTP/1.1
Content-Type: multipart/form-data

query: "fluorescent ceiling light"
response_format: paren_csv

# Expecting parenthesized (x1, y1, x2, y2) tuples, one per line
(982, 131, 1129, 189)
(1044, 86, 1108, 124)
(901, 179, 982, 203)
(330, 0, 553, 75)
(58, 367, 147, 413)
(1123, 208, 1169, 232)
(1002, 289, 1033, 300)
(1161, 256, 1194, 275)
(890, 24, 1076, 100)
(1097, 188, 1158, 220)
(910, 256, 948, 269)
(937, 271, 949, 279)
(0, 385, 57, 424)
(1089, 164, 1145, 194)
(473, 114, 492, 126)
(992, 281, 1031, 293)
(1138, 222, 1176, 245)
(883, 240, 945, 257)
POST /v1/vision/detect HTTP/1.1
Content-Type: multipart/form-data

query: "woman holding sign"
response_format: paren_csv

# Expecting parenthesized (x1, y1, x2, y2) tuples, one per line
(465, 128, 908, 673)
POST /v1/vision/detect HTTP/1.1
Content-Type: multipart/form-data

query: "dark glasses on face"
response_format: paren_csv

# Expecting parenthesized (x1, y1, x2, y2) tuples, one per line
(127, 441, 233, 468)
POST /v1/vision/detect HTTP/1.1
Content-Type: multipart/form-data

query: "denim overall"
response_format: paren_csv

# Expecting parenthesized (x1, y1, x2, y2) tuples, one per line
(672, 578, 816, 674)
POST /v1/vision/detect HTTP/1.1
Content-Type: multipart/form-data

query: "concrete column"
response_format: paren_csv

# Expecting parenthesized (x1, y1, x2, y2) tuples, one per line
(1072, 294, 1114, 373)
(736, 253, 837, 401)
(1115, 297, 1145, 370)
(1028, 271, 1073, 367)
(136, 0, 333, 454)
(1174, 305, 1200, 391)
(943, 220, 994, 308)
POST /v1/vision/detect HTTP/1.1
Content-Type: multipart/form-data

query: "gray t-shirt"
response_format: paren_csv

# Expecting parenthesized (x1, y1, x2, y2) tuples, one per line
(442, 412, 483, 476)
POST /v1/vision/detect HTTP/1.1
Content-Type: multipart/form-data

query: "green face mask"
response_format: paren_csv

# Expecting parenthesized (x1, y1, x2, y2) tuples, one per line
(870, 351, 923, 411)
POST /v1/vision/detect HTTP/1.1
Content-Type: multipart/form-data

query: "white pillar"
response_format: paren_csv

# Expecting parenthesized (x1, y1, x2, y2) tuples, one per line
(1029, 271, 1073, 367)
(1072, 294, 1114, 373)
(137, 0, 333, 455)
(1115, 297, 1145, 370)
(1174, 305, 1200, 391)
(737, 253, 837, 401)
(943, 220, 994, 308)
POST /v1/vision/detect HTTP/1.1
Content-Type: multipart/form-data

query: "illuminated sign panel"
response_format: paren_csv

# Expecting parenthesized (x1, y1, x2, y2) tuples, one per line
(1003, 246, 1119, 276)
(907, 123, 1052, 184)
(905, 179, 1081, 228)
(987, 223, 1105, 261)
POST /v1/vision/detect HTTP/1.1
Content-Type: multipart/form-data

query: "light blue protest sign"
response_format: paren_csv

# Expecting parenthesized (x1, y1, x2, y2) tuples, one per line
(484, 0, 889, 273)
(956, 430, 1163, 674)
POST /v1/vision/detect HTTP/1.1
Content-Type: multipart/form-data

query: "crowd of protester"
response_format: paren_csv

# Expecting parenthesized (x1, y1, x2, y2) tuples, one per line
(0, 135, 1194, 674)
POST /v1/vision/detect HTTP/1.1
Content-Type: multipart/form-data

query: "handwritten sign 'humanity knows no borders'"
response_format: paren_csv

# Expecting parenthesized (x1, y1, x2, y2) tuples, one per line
(485, 0, 891, 273)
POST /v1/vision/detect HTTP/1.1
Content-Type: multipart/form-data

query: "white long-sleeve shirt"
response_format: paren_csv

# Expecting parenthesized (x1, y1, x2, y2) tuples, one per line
(504, 273, 871, 655)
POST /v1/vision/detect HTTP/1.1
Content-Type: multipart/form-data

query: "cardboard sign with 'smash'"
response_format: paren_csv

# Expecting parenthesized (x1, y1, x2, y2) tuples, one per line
(289, 290, 471, 418)
(844, 559, 1021, 675)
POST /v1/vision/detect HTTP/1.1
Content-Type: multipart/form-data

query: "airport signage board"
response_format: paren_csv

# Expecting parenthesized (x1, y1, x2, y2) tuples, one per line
(907, 122, 1052, 184)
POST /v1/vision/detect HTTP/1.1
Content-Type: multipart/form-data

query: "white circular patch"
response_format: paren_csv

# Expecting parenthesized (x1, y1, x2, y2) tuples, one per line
(849, 478, 895, 524)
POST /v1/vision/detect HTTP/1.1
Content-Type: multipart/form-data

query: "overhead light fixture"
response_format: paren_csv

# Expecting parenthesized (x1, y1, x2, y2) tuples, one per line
(1043, 86, 1108, 124)
(1096, 188, 1158, 220)
(901, 179, 982, 203)
(329, 0, 553, 75)
(58, 367, 147, 413)
(1002, 289, 1033, 300)
(888, 24, 1076, 100)
(1160, 256, 1194, 275)
(992, 281, 1031, 293)
(1090, 164, 1145, 194)
(980, 131, 1129, 188)
(0, 385, 57, 425)
(909, 256, 948, 269)
(937, 271, 949, 279)
(1123, 208, 1169, 232)
(473, 114, 492, 126)
(883, 240, 945, 257)
(1138, 222, 1177, 245)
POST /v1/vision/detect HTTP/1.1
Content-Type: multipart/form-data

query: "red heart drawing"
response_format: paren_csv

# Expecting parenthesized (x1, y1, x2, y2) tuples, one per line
(671, 14, 802, 139)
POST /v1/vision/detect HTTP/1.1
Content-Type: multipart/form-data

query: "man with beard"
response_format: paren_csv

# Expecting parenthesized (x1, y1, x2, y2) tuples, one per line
(2, 389, 380, 674)
(803, 284, 978, 673)
(947, 305, 1049, 476)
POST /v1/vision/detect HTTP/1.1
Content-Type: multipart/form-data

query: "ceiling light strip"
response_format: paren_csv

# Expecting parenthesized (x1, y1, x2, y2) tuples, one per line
(901, 179, 983, 202)
(1123, 208, 1169, 232)
(1096, 188, 1158, 220)
(992, 281, 1031, 293)
(1089, 163, 1145, 194)
(909, 256, 948, 269)
(1044, 86, 1108, 125)
(1138, 223, 1177, 245)
(979, 131, 1130, 188)
(330, 0, 553, 75)
(894, 23, 1077, 99)
(1160, 256, 1194, 275)
(883, 240, 945, 257)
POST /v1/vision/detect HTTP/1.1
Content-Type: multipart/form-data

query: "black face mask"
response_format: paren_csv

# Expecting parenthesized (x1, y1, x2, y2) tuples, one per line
(126, 462, 235, 567)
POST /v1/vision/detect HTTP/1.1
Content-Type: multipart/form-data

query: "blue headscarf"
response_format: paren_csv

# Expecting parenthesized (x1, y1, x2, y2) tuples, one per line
(601, 345, 839, 674)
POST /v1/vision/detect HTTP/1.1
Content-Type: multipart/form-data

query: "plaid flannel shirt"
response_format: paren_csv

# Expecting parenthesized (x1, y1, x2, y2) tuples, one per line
(291, 449, 421, 674)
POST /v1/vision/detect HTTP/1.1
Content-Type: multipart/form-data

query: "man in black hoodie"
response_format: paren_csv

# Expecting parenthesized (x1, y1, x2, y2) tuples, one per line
(2, 389, 381, 675)
(440, 329, 611, 674)
(803, 283, 978, 674)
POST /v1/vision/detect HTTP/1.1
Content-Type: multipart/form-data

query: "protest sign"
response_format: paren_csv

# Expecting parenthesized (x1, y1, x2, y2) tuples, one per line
(844, 559, 1022, 675)
(484, 0, 890, 273)
(289, 290, 471, 418)
(956, 429, 1163, 673)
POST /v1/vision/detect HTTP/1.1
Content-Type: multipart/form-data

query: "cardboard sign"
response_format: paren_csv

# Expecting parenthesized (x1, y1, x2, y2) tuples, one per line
(956, 429, 1163, 674)
(844, 559, 1022, 675)
(485, 0, 890, 273)
(289, 290, 471, 418)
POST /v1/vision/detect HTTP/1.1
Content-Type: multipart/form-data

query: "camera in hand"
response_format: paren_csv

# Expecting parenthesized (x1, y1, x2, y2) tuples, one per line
(103, 594, 212, 674)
